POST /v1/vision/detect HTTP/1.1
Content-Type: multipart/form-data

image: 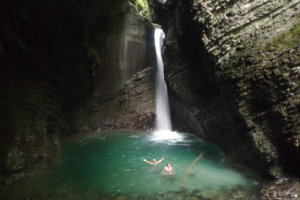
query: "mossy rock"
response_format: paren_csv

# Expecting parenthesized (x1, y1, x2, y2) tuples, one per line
(6, 146, 26, 172)
(258, 22, 300, 54)
(273, 68, 282, 76)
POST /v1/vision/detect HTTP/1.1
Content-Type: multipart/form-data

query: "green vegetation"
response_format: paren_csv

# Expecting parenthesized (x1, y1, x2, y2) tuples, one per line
(292, 23, 300, 35)
(221, 21, 300, 103)
(260, 22, 300, 53)
(224, 22, 300, 70)
(130, 0, 150, 19)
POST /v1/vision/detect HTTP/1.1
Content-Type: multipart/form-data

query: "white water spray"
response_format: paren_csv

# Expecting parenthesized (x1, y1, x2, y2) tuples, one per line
(154, 29, 172, 131)
(158, 0, 167, 4)
(153, 28, 182, 141)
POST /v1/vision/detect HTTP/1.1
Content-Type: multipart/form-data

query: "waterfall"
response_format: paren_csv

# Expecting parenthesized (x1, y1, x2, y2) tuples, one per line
(158, 0, 167, 3)
(154, 28, 172, 131)
(152, 28, 182, 142)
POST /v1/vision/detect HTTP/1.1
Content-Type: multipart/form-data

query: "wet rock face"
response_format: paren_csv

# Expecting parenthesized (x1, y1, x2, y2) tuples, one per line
(150, 0, 300, 176)
(0, 1, 155, 174)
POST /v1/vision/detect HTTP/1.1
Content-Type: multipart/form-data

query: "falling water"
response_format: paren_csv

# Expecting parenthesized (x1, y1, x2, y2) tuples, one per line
(158, 0, 167, 4)
(153, 29, 183, 141)
(154, 28, 172, 132)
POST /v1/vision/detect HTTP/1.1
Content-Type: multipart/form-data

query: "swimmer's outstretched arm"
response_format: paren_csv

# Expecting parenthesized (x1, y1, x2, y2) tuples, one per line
(143, 159, 154, 165)
(157, 156, 164, 164)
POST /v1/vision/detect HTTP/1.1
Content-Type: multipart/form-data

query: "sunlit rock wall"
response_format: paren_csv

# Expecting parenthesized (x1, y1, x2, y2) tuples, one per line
(149, 0, 300, 176)
(70, 4, 156, 133)
(191, 0, 300, 64)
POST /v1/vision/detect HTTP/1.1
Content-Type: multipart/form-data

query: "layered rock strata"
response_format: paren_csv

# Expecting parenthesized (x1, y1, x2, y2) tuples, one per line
(149, 0, 300, 178)
(192, 0, 300, 64)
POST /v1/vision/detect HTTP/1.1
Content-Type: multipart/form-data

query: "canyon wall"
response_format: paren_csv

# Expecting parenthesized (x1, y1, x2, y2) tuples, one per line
(150, 0, 300, 177)
(0, 1, 155, 175)
(69, 5, 156, 133)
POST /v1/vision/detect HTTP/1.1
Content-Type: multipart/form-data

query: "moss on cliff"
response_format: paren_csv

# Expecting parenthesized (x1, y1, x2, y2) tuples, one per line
(220, 22, 300, 176)
(223, 22, 300, 80)
(259, 22, 300, 54)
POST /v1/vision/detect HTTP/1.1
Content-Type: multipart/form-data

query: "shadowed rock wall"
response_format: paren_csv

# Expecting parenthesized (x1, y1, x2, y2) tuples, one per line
(0, 0, 155, 175)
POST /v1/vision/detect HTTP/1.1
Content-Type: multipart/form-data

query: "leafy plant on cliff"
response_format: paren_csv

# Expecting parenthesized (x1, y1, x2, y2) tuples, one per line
(129, 0, 150, 19)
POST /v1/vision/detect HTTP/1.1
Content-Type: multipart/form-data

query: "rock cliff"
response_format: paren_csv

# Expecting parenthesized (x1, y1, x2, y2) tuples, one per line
(149, 0, 300, 179)
(0, 0, 155, 175)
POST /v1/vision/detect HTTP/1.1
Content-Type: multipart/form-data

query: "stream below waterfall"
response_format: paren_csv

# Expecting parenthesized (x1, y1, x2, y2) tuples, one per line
(3, 131, 261, 200)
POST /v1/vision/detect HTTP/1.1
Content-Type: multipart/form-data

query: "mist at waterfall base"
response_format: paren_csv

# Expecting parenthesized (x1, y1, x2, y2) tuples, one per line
(6, 131, 260, 200)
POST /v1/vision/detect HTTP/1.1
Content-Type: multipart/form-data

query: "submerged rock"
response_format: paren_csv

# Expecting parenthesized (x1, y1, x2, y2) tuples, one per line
(260, 178, 300, 200)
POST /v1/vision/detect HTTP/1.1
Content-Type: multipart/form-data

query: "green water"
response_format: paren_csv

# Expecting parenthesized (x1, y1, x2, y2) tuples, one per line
(5, 131, 260, 200)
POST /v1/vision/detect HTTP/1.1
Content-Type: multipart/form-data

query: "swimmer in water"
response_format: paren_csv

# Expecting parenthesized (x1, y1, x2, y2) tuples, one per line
(143, 156, 164, 166)
(161, 163, 174, 175)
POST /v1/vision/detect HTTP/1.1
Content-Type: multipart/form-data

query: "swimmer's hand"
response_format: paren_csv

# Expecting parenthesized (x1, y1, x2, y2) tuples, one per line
(143, 159, 146, 161)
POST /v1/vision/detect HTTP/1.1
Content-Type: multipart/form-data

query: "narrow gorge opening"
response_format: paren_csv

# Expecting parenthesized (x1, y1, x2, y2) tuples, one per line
(1, 0, 299, 199)
(2, 23, 261, 200)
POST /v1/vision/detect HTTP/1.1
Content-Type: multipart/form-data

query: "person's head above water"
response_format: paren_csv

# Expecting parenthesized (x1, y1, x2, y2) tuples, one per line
(161, 163, 174, 175)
